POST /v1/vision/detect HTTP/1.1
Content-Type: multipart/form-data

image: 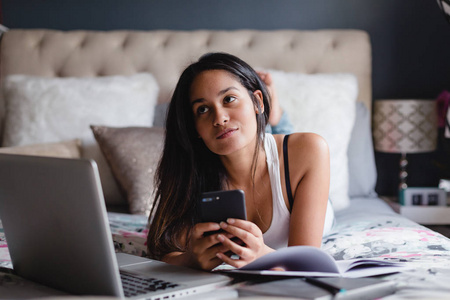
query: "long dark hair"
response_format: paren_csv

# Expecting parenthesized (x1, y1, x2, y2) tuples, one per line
(147, 52, 271, 260)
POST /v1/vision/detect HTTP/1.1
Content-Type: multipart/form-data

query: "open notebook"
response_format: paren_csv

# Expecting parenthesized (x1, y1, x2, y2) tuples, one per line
(223, 246, 409, 278)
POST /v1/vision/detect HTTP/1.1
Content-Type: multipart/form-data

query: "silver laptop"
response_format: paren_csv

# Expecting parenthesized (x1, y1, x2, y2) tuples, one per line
(0, 153, 230, 299)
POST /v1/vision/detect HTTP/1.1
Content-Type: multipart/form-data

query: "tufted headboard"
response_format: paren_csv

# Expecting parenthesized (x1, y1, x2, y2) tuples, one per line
(0, 29, 371, 114)
(0, 29, 373, 212)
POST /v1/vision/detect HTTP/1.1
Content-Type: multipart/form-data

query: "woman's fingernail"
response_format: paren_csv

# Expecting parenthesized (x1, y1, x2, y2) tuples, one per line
(217, 234, 225, 242)
(227, 218, 235, 224)
(220, 221, 227, 229)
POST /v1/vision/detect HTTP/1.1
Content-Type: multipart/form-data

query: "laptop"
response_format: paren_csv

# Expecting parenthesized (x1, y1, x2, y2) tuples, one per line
(0, 153, 231, 299)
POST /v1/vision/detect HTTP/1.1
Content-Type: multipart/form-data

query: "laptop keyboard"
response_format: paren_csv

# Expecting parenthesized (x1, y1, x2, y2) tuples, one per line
(120, 272, 180, 297)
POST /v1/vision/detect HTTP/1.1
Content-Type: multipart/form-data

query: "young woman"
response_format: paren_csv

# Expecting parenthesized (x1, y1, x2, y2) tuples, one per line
(147, 52, 334, 271)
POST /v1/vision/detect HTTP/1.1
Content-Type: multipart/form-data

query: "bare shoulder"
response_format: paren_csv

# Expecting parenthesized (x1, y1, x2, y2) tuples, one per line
(273, 132, 330, 190)
(273, 132, 329, 158)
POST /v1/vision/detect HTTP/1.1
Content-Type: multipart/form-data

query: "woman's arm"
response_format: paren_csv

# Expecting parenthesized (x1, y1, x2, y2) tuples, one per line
(284, 132, 330, 247)
(256, 71, 280, 124)
(267, 110, 294, 134)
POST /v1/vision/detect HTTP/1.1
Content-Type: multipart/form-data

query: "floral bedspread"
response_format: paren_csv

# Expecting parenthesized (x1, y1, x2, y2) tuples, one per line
(108, 212, 150, 257)
(323, 199, 450, 298)
(0, 220, 9, 269)
(2, 199, 450, 298)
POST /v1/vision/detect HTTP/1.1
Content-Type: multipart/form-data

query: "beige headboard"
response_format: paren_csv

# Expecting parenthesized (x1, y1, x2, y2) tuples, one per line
(0, 28, 371, 137)
(0, 28, 372, 210)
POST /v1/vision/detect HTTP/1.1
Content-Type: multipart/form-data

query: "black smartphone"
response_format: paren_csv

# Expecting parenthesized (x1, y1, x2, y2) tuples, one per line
(199, 189, 247, 223)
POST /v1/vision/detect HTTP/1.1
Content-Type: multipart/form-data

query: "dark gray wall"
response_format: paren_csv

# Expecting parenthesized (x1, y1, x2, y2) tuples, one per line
(2, 0, 450, 195)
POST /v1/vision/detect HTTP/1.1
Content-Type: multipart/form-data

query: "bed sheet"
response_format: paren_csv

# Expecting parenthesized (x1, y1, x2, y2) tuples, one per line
(325, 197, 450, 262)
(325, 197, 450, 297)
(108, 212, 149, 257)
(0, 219, 8, 269)
(1, 200, 450, 267)
(2, 199, 450, 297)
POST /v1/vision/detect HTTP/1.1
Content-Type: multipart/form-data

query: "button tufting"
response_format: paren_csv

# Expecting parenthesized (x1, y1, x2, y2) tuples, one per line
(331, 40, 338, 49)
(120, 36, 129, 49)
(79, 37, 88, 49)
(247, 38, 254, 48)
(205, 35, 213, 47)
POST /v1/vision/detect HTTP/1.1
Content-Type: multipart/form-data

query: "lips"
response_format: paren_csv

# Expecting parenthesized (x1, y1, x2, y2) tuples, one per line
(216, 128, 237, 139)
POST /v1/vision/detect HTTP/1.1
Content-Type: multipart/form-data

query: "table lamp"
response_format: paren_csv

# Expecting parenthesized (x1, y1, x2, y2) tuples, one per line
(373, 100, 438, 191)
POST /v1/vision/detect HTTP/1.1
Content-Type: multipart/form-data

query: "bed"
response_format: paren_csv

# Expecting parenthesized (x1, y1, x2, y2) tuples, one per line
(0, 29, 450, 298)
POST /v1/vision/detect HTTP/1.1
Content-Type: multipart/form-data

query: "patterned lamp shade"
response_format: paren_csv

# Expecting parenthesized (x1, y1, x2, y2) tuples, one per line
(373, 100, 438, 154)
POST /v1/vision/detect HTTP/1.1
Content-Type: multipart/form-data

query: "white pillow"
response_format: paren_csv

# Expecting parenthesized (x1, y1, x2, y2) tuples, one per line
(268, 70, 357, 211)
(347, 102, 377, 198)
(2, 73, 159, 206)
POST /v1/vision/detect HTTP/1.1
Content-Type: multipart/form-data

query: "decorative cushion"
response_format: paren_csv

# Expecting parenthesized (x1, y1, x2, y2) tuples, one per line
(91, 126, 164, 215)
(269, 70, 357, 211)
(2, 74, 159, 206)
(347, 102, 377, 198)
(0, 139, 81, 158)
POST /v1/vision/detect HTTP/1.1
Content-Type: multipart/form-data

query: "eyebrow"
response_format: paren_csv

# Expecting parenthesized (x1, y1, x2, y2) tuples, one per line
(191, 86, 239, 106)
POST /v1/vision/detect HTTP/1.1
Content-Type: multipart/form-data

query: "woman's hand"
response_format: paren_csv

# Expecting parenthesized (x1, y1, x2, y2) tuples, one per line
(215, 218, 275, 268)
(186, 222, 233, 270)
(164, 222, 230, 271)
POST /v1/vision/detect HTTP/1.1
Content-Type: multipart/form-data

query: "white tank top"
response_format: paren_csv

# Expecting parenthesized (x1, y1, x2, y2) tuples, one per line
(262, 134, 335, 249)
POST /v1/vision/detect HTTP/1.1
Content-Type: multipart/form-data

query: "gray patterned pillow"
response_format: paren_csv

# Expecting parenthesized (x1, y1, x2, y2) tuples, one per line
(91, 126, 164, 215)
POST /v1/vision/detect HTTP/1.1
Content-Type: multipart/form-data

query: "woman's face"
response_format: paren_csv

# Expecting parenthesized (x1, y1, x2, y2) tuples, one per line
(189, 69, 264, 156)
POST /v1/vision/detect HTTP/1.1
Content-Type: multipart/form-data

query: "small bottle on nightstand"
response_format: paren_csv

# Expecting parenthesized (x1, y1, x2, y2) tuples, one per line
(439, 179, 450, 205)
